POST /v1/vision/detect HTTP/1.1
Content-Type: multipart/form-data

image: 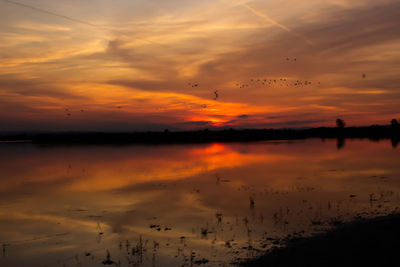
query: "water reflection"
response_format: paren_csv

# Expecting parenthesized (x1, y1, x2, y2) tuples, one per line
(336, 137, 345, 150)
(0, 139, 399, 266)
(392, 138, 399, 148)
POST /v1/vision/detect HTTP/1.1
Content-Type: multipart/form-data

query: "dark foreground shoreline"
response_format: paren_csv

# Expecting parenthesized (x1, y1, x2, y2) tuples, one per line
(242, 213, 400, 267)
(0, 125, 399, 145)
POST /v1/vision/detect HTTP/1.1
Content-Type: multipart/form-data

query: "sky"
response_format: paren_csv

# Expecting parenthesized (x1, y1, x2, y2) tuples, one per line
(0, 0, 399, 131)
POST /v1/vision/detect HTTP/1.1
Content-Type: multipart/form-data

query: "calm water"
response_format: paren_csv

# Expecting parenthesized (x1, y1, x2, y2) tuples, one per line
(0, 139, 399, 266)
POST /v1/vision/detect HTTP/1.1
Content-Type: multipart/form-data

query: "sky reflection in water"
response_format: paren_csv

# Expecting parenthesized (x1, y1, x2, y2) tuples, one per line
(0, 139, 399, 266)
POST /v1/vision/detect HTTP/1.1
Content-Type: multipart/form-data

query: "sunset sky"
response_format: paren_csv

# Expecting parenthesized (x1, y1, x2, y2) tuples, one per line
(0, 0, 399, 131)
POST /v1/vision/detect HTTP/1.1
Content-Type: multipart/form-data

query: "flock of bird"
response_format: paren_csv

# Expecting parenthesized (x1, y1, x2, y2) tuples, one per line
(235, 77, 321, 89)
(186, 58, 322, 101)
(187, 59, 369, 102)
(63, 57, 367, 115)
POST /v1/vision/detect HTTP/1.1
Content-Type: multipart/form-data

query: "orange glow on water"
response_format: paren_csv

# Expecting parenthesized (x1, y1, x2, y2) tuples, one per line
(192, 143, 226, 155)
(0, 140, 399, 266)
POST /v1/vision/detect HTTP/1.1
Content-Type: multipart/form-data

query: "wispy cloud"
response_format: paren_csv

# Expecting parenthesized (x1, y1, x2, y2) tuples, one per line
(0, 0, 399, 130)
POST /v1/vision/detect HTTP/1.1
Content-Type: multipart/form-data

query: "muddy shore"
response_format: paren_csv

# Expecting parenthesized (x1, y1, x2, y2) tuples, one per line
(242, 214, 400, 267)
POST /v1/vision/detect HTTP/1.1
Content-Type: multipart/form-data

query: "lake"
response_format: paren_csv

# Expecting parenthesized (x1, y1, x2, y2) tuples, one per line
(0, 139, 399, 266)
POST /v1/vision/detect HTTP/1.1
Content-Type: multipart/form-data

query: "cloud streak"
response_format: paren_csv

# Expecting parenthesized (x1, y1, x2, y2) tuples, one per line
(1, 0, 97, 27)
(242, 3, 291, 32)
(240, 3, 313, 45)
(0, 0, 399, 130)
(0, 0, 167, 48)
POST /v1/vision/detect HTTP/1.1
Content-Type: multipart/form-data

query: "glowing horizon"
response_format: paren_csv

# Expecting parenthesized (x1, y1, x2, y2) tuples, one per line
(1, 0, 399, 131)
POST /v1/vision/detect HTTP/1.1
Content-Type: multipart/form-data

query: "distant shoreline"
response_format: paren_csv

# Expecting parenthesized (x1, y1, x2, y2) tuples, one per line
(0, 125, 399, 145)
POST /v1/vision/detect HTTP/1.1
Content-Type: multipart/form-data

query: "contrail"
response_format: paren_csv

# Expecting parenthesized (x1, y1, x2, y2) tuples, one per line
(240, 2, 313, 45)
(242, 4, 292, 33)
(0, 0, 167, 47)
(1, 0, 97, 27)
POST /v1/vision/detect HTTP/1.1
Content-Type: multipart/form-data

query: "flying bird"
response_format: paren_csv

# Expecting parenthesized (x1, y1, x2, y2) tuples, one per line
(214, 90, 219, 100)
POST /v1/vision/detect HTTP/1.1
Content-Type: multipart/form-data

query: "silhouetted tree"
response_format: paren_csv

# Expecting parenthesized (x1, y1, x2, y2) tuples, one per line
(336, 118, 345, 128)
(391, 119, 399, 129)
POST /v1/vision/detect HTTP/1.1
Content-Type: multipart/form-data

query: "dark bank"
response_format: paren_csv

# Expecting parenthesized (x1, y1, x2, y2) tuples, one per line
(0, 124, 399, 145)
